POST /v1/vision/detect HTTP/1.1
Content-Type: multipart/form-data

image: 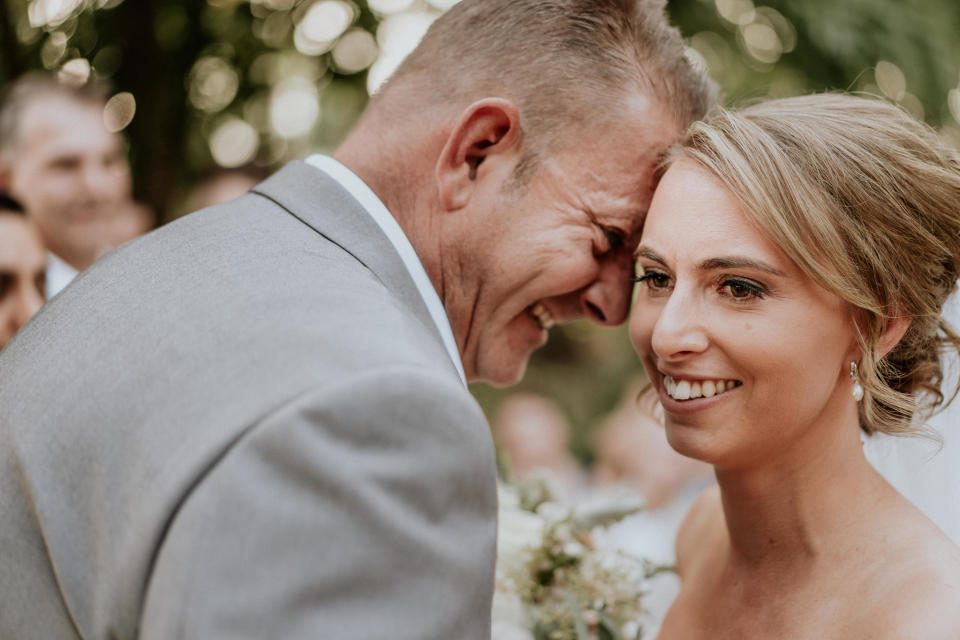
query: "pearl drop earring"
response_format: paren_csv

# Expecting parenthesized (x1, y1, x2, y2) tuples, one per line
(850, 361, 864, 402)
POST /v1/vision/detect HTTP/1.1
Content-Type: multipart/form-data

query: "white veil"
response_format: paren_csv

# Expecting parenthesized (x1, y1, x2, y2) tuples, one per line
(863, 285, 960, 545)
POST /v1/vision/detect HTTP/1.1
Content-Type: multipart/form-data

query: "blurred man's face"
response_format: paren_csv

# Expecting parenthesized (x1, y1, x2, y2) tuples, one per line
(5, 95, 131, 269)
(0, 213, 46, 349)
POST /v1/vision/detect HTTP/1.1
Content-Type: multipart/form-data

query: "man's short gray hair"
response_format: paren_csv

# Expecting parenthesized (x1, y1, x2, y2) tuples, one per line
(0, 72, 110, 161)
(378, 0, 715, 177)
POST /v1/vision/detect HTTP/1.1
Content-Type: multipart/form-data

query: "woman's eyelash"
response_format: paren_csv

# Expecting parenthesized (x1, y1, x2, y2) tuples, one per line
(632, 269, 671, 287)
(719, 277, 766, 300)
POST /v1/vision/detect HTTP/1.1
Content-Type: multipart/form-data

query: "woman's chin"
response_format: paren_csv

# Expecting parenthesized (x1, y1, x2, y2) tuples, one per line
(663, 422, 725, 465)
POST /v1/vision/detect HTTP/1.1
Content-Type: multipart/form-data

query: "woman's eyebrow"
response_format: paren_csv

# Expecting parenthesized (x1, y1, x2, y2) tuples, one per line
(698, 256, 786, 277)
(635, 246, 666, 264)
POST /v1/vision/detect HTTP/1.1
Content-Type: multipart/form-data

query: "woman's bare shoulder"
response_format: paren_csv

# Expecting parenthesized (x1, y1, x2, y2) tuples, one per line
(674, 484, 724, 577)
(859, 524, 960, 638)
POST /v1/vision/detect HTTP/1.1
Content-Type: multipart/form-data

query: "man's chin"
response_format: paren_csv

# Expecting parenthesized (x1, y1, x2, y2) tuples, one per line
(468, 354, 531, 388)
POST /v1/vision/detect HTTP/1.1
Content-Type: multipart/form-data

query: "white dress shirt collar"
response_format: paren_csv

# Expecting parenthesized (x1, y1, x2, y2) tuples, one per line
(46, 252, 78, 299)
(304, 154, 466, 387)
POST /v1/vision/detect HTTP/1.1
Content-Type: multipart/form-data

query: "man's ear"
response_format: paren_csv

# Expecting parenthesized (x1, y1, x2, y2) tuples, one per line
(435, 98, 521, 212)
(877, 314, 912, 359)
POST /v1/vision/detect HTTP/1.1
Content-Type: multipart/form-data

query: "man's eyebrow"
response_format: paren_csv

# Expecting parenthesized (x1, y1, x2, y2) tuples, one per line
(698, 256, 786, 277)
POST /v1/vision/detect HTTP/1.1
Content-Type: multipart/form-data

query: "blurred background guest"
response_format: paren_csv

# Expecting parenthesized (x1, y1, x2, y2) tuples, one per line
(0, 195, 45, 350)
(593, 378, 713, 514)
(493, 392, 590, 501)
(592, 379, 713, 637)
(0, 73, 142, 298)
(177, 166, 271, 217)
(107, 199, 153, 250)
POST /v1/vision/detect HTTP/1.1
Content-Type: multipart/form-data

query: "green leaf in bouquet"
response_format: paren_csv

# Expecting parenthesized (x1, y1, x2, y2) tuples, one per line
(564, 591, 590, 640)
(642, 559, 676, 580)
(571, 492, 644, 530)
(597, 611, 625, 640)
(516, 474, 555, 512)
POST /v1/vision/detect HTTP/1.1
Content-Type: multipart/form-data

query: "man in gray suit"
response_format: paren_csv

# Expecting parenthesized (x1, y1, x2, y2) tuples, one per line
(0, 0, 711, 637)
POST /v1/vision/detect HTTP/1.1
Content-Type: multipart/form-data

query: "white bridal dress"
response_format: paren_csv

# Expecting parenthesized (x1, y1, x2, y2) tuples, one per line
(863, 287, 960, 546)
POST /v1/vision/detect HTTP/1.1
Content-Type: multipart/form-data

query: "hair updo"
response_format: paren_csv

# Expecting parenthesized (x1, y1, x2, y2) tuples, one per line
(667, 93, 960, 436)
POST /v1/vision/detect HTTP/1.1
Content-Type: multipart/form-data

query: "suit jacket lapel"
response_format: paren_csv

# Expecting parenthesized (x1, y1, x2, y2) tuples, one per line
(252, 161, 444, 349)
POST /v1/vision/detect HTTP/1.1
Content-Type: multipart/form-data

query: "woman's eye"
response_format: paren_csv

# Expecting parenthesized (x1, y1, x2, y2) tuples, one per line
(720, 278, 765, 300)
(634, 269, 672, 290)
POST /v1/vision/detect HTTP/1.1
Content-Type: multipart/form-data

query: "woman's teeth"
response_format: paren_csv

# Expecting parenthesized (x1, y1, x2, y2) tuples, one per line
(530, 302, 555, 330)
(663, 375, 741, 401)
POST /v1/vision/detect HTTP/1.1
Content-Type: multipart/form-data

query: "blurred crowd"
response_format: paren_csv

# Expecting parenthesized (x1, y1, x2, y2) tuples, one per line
(0, 73, 265, 352)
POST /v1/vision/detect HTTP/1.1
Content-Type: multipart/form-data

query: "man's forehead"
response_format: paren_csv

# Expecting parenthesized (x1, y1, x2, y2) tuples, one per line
(17, 97, 113, 147)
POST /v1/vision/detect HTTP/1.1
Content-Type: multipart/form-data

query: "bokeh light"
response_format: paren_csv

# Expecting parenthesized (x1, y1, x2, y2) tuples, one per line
(741, 22, 781, 64)
(949, 88, 960, 125)
(876, 60, 907, 102)
(427, 0, 461, 9)
(754, 7, 795, 54)
(269, 77, 320, 138)
(40, 31, 68, 68)
(103, 92, 137, 132)
(28, 0, 84, 28)
(332, 28, 379, 74)
(254, 11, 292, 47)
(252, 0, 296, 9)
(293, 0, 356, 56)
(92, 45, 122, 77)
(899, 92, 924, 121)
(57, 57, 91, 85)
(367, 10, 437, 93)
(209, 116, 260, 167)
(189, 56, 240, 114)
(716, 0, 755, 26)
(368, 0, 414, 15)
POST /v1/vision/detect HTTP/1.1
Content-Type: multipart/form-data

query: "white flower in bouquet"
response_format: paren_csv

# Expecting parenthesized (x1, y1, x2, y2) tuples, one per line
(493, 478, 664, 640)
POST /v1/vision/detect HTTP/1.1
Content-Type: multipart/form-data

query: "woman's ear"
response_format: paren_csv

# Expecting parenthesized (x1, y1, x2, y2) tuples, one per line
(877, 315, 912, 359)
(435, 98, 522, 212)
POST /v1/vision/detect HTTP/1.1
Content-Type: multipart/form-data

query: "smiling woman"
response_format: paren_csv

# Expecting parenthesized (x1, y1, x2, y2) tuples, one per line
(629, 93, 960, 638)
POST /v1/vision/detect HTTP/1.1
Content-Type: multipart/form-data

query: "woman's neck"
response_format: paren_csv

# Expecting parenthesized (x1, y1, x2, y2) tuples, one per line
(714, 412, 889, 570)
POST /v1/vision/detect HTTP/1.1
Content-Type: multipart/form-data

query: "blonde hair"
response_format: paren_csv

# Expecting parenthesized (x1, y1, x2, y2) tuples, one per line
(377, 0, 715, 180)
(670, 93, 960, 436)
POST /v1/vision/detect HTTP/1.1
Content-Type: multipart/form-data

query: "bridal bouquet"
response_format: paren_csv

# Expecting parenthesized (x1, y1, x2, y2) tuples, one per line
(492, 476, 662, 640)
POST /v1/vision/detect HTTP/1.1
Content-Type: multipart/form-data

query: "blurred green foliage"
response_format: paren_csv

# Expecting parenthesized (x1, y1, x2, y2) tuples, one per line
(2, 0, 958, 461)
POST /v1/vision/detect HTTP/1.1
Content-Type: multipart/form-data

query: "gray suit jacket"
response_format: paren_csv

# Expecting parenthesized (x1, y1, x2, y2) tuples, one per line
(0, 162, 498, 639)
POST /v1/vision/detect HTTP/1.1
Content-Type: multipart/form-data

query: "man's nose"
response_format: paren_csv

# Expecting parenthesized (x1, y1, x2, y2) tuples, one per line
(81, 162, 117, 198)
(650, 283, 708, 361)
(579, 251, 634, 326)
